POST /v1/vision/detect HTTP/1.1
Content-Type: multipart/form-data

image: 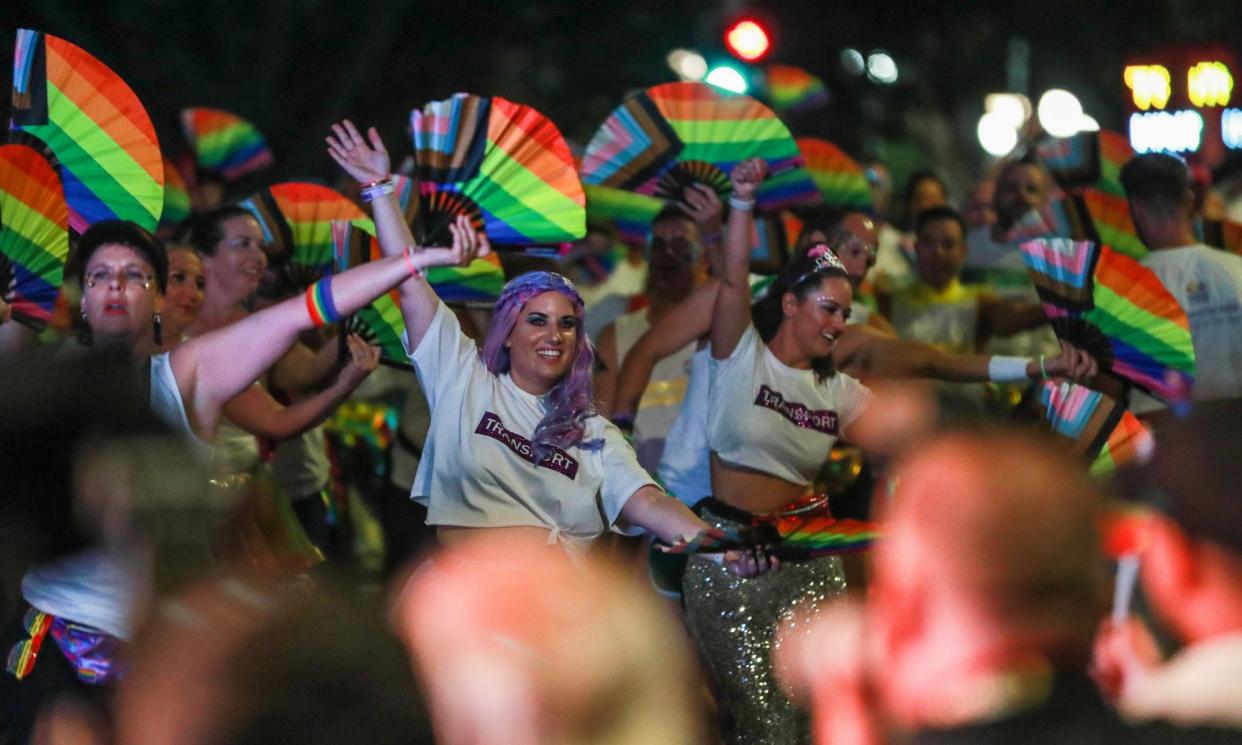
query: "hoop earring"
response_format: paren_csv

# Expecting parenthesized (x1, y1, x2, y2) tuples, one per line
(153, 312, 163, 347)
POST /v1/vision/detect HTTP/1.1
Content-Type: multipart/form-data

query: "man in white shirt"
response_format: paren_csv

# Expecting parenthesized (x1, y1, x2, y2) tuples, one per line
(1121, 153, 1242, 409)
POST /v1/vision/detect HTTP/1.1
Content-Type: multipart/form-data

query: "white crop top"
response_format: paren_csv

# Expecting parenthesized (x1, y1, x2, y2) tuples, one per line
(707, 324, 872, 486)
(407, 302, 656, 554)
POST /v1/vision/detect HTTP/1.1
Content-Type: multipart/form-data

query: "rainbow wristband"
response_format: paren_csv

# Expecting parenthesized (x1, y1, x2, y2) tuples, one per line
(306, 277, 341, 328)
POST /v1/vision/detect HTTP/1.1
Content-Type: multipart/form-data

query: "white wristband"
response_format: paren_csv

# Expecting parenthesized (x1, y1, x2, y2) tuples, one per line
(728, 195, 754, 212)
(988, 355, 1033, 383)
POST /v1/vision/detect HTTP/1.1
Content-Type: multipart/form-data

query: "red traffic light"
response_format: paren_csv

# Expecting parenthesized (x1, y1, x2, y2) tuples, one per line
(724, 17, 772, 62)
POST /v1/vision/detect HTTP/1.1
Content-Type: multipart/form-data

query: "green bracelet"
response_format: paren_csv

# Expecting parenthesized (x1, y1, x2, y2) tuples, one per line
(1039, 354, 1049, 380)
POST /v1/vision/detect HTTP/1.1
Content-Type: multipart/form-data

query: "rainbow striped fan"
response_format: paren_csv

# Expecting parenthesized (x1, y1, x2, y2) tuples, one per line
(158, 157, 191, 236)
(664, 513, 877, 559)
(796, 137, 874, 211)
(1040, 381, 1155, 476)
(1078, 189, 1146, 259)
(180, 107, 274, 182)
(762, 65, 830, 115)
(581, 82, 819, 214)
(1019, 237, 1195, 402)
(409, 93, 585, 248)
(584, 184, 663, 248)
(1097, 131, 1133, 198)
(0, 144, 68, 330)
(10, 29, 163, 233)
(331, 218, 503, 366)
(240, 182, 366, 290)
(1036, 130, 1132, 198)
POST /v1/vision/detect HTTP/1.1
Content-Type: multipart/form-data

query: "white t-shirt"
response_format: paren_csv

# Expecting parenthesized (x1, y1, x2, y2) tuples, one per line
(657, 346, 712, 505)
(407, 302, 656, 555)
(1132, 244, 1242, 413)
(708, 324, 872, 486)
(613, 309, 694, 474)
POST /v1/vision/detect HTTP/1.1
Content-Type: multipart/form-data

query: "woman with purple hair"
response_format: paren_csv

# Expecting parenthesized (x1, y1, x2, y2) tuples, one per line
(326, 121, 769, 569)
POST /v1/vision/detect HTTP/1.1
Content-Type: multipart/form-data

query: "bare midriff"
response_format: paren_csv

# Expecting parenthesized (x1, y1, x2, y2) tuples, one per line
(710, 453, 808, 514)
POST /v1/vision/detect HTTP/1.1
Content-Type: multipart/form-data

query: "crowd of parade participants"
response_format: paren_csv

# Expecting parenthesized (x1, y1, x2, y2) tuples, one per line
(3, 85, 1242, 745)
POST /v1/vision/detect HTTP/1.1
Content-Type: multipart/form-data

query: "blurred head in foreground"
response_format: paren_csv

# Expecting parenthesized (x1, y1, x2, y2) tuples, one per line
(779, 429, 1109, 739)
(396, 538, 700, 745)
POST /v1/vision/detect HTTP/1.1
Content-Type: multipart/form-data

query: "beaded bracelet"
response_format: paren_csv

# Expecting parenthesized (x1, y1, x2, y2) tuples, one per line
(305, 276, 341, 328)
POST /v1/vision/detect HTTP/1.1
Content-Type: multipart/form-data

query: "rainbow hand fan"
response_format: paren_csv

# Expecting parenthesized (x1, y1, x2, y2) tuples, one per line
(796, 137, 873, 211)
(180, 107, 273, 182)
(1040, 381, 1155, 476)
(158, 157, 191, 236)
(0, 144, 68, 330)
(664, 511, 878, 559)
(1096, 131, 1134, 198)
(409, 93, 585, 248)
(1019, 237, 1195, 402)
(1079, 189, 1147, 259)
(584, 184, 663, 248)
(581, 82, 819, 214)
(240, 182, 366, 290)
(1036, 130, 1132, 199)
(10, 29, 163, 233)
(762, 65, 830, 115)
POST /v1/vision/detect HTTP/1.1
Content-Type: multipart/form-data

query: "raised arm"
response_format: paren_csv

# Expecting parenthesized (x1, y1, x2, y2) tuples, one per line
(171, 249, 446, 439)
(222, 334, 379, 440)
(710, 158, 766, 359)
(327, 121, 490, 350)
(612, 279, 718, 419)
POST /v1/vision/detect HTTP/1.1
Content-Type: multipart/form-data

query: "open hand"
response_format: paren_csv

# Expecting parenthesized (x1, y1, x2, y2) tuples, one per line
(339, 333, 381, 387)
(326, 120, 391, 185)
(415, 214, 491, 270)
(679, 183, 723, 236)
(730, 157, 768, 202)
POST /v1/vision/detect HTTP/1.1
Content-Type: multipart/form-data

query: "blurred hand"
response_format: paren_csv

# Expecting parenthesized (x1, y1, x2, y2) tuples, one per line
(339, 333, 381, 387)
(326, 120, 391, 185)
(730, 157, 768, 202)
(1090, 616, 1162, 702)
(1042, 340, 1099, 382)
(679, 183, 723, 236)
(722, 546, 780, 577)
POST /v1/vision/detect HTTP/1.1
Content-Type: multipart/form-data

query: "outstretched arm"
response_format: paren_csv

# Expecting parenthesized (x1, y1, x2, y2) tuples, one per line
(978, 294, 1048, 338)
(171, 250, 430, 439)
(612, 279, 718, 419)
(326, 120, 491, 350)
(222, 335, 379, 440)
(710, 158, 766, 360)
(834, 324, 1097, 383)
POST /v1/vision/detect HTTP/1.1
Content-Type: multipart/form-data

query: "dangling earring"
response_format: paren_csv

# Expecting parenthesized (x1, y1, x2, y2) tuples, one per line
(153, 311, 163, 347)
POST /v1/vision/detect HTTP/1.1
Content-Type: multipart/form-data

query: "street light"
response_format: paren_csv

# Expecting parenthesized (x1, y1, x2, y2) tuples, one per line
(1038, 89, 1084, 137)
(667, 49, 708, 82)
(705, 65, 748, 94)
(978, 112, 1019, 156)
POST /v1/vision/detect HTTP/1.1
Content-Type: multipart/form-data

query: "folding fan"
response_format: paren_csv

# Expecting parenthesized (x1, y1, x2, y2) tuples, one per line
(1019, 237, 1195, 402)
(158, 157, 191, 236)
(180, 107, 274, 182)
(664, 513, 878, 560)
(584, 183, 663, 247)
(581, 81, 819, 214)
(408, 93, 585, 248)
(239, 182, 366, 290)
(762, 65, 830, 115)
(1079, 189, 1147, 259)
(10, 29, 163, 233)
(1039, 380, 1154, 476)
(0, 144, 68, 330)
(1096, 130, 1133, 198)
(1036, 130, 1132, 199)
(331, 218, 504, 365)
(796, 137, 873, 211)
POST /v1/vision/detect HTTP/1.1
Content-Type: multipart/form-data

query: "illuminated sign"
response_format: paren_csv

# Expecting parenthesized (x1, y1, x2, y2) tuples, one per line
(1125, 64, 1172, 110)
(1224, 108, 1242, 149)
(1188, 62, 1233, 107)
(1129, 110, 1204, 153)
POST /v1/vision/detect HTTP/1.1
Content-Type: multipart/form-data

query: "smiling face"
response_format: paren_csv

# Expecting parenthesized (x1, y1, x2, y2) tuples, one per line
(202, 214, 267, 303)
(504, 291, 581, 394)
(80, 244, 163, 347)
(914, 216, 966, 291)
(164, 248, 205, 337)
(782, 275, 853, 359)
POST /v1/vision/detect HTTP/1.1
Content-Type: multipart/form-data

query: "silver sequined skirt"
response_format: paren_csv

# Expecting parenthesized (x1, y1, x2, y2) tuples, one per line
(682, 502, 847, 745)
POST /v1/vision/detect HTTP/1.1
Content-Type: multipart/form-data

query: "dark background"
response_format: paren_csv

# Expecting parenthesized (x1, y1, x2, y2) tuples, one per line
(6, 0, 1242, 202)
